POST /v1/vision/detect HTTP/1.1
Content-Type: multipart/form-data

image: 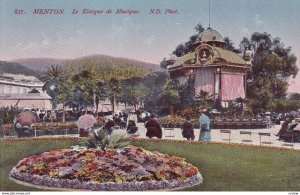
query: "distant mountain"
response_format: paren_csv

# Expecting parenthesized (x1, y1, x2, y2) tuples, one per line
(11, 58, 66, 72)
(67, 54, 161, 72)
(0, 61, 41, 78)
(12, 54, 161, 73)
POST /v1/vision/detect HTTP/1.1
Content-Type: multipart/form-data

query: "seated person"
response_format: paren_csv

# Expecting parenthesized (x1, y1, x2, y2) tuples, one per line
(127, 120, 138, 134)
(145, 115, 162, 139)
(104, 119, 115, 135)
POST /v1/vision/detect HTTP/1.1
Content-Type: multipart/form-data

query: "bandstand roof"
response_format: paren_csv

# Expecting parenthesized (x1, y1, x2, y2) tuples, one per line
(169, 46, 248, 69)
(194, 27, 225, 45)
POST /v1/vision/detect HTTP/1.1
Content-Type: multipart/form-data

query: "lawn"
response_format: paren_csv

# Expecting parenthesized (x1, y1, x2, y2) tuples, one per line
(1, 138, 300, 191)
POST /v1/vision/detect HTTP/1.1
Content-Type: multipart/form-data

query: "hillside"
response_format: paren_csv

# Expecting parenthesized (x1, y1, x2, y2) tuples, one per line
(66, 54, 161, 72)
(0, 61, 41, 78)
(11, 58, 66, 72)
(12, 54, 161, 73)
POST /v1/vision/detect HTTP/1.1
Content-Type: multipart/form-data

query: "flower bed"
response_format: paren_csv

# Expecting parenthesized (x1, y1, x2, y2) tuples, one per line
(211, 120, 267, 129)
(10, 146, 202, 191)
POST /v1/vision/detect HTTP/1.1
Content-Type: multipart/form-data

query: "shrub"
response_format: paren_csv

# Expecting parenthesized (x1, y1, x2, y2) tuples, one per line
(0, 106, 20, 125)
(79, 127, 130, 150)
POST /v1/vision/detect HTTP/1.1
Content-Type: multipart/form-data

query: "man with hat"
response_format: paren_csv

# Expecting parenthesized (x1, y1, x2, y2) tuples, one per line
(199, 107, 211, 142)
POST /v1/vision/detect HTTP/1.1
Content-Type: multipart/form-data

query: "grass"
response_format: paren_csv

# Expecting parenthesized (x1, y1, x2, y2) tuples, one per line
(1, 138, 300, 191)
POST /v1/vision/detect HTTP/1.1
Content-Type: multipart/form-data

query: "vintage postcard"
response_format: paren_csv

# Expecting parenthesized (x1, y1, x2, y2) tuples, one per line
(0, 0, 300, 193)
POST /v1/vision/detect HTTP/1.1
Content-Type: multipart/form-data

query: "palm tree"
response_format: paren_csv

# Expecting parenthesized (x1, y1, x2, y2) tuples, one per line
(42, 65, 63, 121)
(195, 90, 215, 106)
(41, 65, 63, 83)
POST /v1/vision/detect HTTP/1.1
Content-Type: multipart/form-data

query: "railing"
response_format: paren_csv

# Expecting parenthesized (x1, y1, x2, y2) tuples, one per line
(31, 122, 78, 137)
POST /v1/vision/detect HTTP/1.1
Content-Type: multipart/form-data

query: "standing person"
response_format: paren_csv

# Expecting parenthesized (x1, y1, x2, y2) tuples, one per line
(39, 111, 45, 122)
(145, 114, 162, 139)
(128, 112, 137, 123)
(198, 107, 211, 142)
(181, 116, 195, 141)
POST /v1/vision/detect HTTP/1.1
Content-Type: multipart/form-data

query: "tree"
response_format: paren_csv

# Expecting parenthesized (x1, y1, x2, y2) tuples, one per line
(172, 44, 185, 57)
(223, 37, 240, 53)
(158, 79, 180, 115)
(126, 83, 148, 111)
(194, 23, 205, 33)
(106, 78, 122, 114)
(56, 56, 150, 116)
(195, 90, 215, 110)
(171, 23, 205, 57)
(41, 65, 63, 108)
(178, 76, 195, 108)
(143, 72, 169, 114)
(244, 32, 298, 111)
(289, 93, 300, 101)
(71, 70, 96, 112)
(239, 37, 254, 53)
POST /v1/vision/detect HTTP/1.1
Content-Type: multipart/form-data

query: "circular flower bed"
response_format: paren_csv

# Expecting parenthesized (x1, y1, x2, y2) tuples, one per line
(10, 146, 202, 191)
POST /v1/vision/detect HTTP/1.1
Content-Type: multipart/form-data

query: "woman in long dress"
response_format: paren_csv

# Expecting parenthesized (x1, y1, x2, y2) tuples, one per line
(198, 107, 211, 142)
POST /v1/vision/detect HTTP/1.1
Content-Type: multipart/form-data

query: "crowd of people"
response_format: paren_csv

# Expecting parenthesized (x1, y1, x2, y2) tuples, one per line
(12, 106, 299, 143)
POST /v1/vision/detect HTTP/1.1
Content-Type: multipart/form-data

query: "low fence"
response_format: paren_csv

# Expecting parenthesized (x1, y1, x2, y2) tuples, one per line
(0, 122, 79, 138)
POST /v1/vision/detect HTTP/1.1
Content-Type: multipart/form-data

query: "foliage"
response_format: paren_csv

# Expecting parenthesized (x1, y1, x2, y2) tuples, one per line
(160, 57, 175, 69)
(0, 106, 20, 124)
(159, 115, 186, 124)
(171, 23, 204, 57)
(55, 56, 150, 113)
(41, 65, 63, 108)
(157, 79, 180, 115)
(289, 93, 300, 101)
(107, 131, 130, 149)
(177, 76, 195, 109)
(80, 127, 130, 151)
(245, 32, 298, 111)
(270, 99, 300, 113)
(223, 37, 240, 53)
(195, 90, 215, 110)
(143, 72, 169, 114)
(123, 82, 148, 110)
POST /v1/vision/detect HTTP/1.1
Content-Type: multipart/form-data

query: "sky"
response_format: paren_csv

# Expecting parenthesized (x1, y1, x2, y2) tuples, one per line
(0, 0, 300, 91)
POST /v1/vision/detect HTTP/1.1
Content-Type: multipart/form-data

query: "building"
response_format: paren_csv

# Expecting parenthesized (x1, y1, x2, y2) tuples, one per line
(167, 27, 251, 107)
(0, 73, 44, 94)
(0, 73, 52, 109)
(0, 93, 52, 110)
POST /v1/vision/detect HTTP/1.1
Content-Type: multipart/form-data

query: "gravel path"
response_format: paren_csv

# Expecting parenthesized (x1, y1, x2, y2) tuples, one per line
(131, 123, 300, 150)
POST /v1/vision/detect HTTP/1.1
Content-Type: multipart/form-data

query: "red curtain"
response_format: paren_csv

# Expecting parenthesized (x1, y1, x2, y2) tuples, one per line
(221, 74, 245, 101)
